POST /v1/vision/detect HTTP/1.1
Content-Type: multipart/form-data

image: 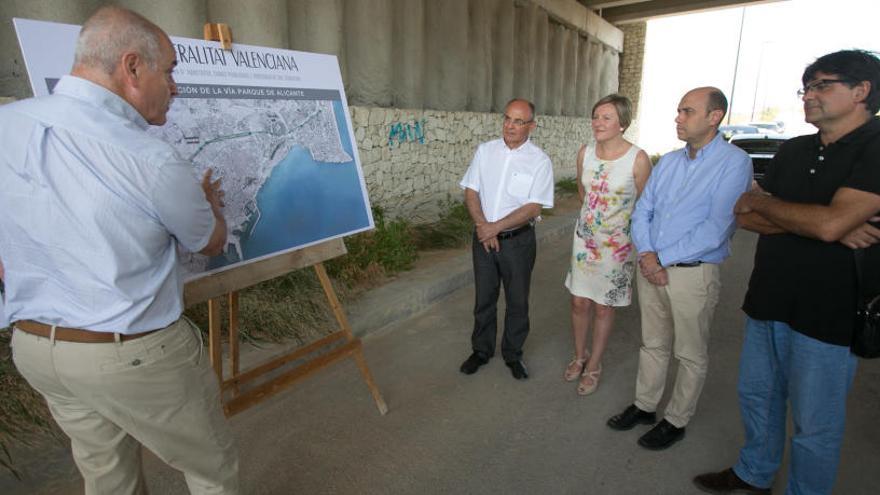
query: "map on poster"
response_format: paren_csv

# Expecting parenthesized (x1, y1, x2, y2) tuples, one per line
(13, 18, 373, 280)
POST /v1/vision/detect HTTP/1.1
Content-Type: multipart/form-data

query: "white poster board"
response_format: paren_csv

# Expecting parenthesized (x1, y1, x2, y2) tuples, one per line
(14, 18, 374, 281)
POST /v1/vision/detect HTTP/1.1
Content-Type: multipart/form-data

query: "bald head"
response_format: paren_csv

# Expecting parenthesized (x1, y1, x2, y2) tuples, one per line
(676, 87, 729, 149)
(686, 86, 728, 123)
(73, 5, 167, 75)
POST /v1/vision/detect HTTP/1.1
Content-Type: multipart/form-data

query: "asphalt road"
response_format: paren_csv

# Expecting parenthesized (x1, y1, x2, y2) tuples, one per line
(5, 226, 879, 494)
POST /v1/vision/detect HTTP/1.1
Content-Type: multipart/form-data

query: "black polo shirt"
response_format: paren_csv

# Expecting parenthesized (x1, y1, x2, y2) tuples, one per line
(742, 117, 880, 346)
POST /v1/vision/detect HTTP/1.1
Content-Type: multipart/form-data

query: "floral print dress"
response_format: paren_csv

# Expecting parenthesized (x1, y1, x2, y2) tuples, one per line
(564, 144, 641, 306)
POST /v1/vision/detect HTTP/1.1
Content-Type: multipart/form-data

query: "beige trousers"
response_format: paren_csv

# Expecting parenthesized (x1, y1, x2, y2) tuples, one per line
(634, 263, 721, 428)
(12, 318, 239, 495)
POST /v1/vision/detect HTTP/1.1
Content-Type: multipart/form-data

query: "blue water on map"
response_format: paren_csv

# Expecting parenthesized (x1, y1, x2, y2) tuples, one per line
(211, 100, 370, 267)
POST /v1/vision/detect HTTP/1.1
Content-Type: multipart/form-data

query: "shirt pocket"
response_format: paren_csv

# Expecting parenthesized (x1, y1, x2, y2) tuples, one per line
(507, 172, 533, 198)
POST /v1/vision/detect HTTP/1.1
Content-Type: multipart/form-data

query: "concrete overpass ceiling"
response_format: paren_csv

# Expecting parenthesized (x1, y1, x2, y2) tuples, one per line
(578, 0, 783, 24)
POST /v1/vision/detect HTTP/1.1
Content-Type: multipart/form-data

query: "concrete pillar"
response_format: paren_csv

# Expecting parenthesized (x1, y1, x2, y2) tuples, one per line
(344, 0, 392, 107)
(586, 39, 602, 110)
(561, 29, 578, 116)
(513, 2, 539, 103)
(618, 22, 647, 141)
(288, 0, 343, 55)
(491, 0, 515, 113)
(0, 0, 99, 98)
(288, 0, 346, 89)
(391, 0, 424, 109)
(609, 50, 620, 95)
(117, 0, 206, 39)
(545, 23, 565, 116)
(468, 0, 493, 112)
(575, 36, 591, 117)
(207, 0, 287, 48)
(425, 0, 467, 111)
(532, 10, 549, 115)
(599, 45, 619, 99)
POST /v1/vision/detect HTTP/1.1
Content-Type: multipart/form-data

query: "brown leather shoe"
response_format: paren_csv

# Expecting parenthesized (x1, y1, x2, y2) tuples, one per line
(693, 468, 771, 494)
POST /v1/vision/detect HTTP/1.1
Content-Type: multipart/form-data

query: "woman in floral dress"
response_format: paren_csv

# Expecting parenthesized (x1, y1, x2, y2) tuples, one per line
(563, 94, 652, 395)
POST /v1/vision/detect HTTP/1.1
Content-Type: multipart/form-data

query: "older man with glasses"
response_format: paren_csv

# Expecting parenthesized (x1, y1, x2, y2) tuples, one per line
(458, 98, 554, 380)
(694, 49, 880, 495)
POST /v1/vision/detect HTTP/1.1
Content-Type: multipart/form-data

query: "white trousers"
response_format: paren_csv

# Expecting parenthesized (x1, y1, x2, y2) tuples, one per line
(12, 318, 239, 494)
(634, 263, 721, 428)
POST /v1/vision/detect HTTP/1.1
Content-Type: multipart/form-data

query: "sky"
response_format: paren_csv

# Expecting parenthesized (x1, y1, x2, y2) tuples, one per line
(636, 0, 880, 155)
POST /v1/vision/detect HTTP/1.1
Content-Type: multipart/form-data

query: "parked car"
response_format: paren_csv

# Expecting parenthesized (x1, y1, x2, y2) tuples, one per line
(747, 121, 785, 134)
(720, 125, 761, 140)
(729, 133, 789, 181)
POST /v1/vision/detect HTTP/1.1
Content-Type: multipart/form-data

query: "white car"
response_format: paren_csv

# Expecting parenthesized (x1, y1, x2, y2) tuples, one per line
(747, 121, 785, 134)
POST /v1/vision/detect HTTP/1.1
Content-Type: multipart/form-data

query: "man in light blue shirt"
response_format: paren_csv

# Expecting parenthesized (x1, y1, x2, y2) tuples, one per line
(0, 6, 238, 493)
(607, 87, 752, 451)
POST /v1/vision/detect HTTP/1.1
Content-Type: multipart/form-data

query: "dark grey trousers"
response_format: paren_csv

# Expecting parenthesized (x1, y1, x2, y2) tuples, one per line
(470, 227, 537, 362)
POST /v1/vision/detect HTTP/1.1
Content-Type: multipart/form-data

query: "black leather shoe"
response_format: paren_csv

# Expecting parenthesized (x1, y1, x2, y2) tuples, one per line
(637, 419, 685, 450)
(607, 404, 657, 431)
(693, 468, 771, 494)
(460, 352, 489, 374)
(505, 360, 529, 380)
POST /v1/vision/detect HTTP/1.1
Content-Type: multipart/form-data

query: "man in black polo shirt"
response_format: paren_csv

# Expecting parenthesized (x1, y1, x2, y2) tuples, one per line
(693, 50, 880, 494)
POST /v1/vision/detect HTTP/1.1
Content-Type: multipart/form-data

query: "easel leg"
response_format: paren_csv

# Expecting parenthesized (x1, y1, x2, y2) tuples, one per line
(228, 291, 240, 395)
(208, 297, 223, 382)
(313, 262, 388, 415)
(353, 346, 389, 415)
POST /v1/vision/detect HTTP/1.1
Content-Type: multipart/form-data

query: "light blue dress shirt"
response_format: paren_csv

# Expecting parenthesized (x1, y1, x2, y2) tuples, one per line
(631, 132, 752, 266)
(0, 76, 215, 333)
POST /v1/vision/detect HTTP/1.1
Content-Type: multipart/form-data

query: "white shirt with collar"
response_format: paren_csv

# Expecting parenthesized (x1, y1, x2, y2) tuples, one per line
(460, 138, 554, 223)
(0, 75, 215, 333)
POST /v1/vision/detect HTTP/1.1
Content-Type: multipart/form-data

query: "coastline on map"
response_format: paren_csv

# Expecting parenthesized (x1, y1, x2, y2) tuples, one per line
(206, 100, 370, 270)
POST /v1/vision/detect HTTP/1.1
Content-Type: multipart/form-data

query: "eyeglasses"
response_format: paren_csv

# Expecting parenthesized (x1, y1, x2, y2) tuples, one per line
(797, 78, 852, 97)
(503, 115, 534, 127)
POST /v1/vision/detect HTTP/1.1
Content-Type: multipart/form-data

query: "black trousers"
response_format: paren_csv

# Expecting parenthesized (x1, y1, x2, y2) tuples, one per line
(470, 227, 537, 362)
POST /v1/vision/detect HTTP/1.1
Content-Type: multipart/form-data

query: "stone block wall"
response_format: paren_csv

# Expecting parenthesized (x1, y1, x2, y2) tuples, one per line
(617, 22, 647, 142)
(351, 106, 589, 222)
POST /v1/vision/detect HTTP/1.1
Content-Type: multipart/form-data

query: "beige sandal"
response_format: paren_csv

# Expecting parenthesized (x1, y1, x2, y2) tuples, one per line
(564, 359, 586, 381)
(577, 364, 602, 396)
(563, 352, 590, 382)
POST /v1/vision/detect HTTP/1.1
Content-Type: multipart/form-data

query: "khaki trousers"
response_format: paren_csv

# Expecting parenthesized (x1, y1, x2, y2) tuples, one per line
(634, 263, 721, 428)
(12, 318, 239, 495)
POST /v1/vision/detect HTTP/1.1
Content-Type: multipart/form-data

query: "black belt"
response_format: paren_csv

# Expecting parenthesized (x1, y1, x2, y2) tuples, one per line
(497, 224, 533, 240)
(671, 261, 703, 267)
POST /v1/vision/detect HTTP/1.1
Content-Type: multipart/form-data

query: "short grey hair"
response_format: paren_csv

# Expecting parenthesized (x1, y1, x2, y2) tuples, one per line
(506, 98, 536, 122)
(73, 5, 165, 74)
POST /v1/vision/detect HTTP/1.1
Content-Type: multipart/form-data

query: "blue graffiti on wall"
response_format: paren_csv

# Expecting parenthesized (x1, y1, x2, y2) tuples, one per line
(388, 119, 426, 147)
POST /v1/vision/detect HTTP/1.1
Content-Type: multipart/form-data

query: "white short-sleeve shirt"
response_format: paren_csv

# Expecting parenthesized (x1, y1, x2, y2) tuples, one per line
(459, 138, 554, 222)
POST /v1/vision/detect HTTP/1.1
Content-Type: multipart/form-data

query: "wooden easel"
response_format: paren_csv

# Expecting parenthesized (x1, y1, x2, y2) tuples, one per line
(184, 25, 387, 417)
(184, 238, 387, 417)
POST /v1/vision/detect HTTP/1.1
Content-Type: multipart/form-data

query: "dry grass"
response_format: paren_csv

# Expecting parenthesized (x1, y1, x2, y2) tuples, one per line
(0, 332, 62, 479)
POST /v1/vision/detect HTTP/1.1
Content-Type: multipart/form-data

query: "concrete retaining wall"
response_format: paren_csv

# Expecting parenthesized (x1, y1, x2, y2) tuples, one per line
(0, 0, 621, 118)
